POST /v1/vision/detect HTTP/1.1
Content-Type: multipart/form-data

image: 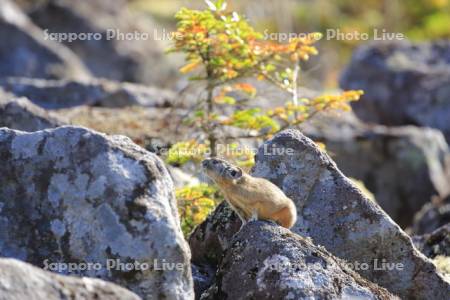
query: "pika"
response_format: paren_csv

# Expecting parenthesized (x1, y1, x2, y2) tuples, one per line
(202, 158, 297, 229)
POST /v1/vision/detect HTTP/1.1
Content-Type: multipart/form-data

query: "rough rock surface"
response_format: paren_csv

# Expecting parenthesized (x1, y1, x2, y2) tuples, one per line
(200, 221, 397, 300)
(191, 129, 450, 299)
(411, 195, 450, 235)
(0, 0, 90, 80)
(189, 202, 242, 267)
(191, 264, 215, 300)
(412, 224, 450, 259)
(340, 40, 450, 143)
(0, 258, 140, 300)
(302, 112, 450, 227)
(0, 77, 177, 109)
(0, 96, 67, 131)
(251, 129, 450, 298)
(27, 0, 181, 87)
(0, 126, 193, 300)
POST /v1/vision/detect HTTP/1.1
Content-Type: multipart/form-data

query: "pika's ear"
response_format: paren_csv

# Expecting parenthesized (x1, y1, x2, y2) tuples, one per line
(228, 167, 243, 179)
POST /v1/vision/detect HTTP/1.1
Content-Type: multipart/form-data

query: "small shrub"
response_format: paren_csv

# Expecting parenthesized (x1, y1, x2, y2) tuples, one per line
(168, 0, 363, 235)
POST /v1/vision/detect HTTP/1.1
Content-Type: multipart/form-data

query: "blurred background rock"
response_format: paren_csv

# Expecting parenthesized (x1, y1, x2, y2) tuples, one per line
(9, 0, 449, 89)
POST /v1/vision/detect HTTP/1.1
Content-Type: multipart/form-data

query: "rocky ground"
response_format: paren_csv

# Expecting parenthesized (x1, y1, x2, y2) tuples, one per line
(0, 0, 449, 299)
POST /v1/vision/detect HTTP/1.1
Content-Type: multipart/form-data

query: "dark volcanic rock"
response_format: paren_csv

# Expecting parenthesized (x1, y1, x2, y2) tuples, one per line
(27, 0, 181, 87)
(0, 0, 90, 80)
(0, 126, 193, 299)
(0, 96, 67, 131)
(0, 77, 177, 109)
(0, 258, 140, 300)
(411, 195, 450, 235)
(412, 224, 450, 259)
(200, 221, 397, 300)
(189, 202, 242, 267)
(340, 40, 450, 143)
(302, 112, 450, 228)
(192, 264, 215, 300)
(188, 202, 240, 299)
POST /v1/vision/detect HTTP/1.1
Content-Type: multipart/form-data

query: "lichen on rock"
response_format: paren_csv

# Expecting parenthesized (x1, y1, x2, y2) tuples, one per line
(201, 221, 397, 300)
(0, 126, 193, 300)
(252, 129, 450, 299)
(190, 129, 450, 299)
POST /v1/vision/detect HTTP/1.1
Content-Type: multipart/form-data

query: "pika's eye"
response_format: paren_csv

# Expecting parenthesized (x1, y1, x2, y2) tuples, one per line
(212, 160, 219, 165)
(229, 170, 237, 177)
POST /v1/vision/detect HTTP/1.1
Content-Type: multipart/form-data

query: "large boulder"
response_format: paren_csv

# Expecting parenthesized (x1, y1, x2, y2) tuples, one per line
(201, 221, 397, 300)
(0, 126, 193, 300)
(340, 40, 450, 143)
(190, 129, 450, 299)
(0, 77, 177, 109)
(251, 129, 450, 298)
(0, 258, 140, 300)
(0, 0, 90, 80)
(0, 96, 67, 131)
(26, 0, 181, 87)
(302, 112, 450, 227)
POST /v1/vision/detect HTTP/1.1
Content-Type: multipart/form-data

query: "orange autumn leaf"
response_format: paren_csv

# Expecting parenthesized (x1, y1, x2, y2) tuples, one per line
(179, 60, 201, 73)
(234, 83, 256, 96)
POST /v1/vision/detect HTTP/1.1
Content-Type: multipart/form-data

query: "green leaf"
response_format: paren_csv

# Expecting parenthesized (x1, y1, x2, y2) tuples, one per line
(222, 96, 236, 105)
(216, 0, 227, 11)
(194, 110, 205, 117)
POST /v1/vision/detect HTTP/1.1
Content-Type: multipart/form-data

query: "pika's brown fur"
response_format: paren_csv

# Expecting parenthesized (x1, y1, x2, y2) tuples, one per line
(202, 158, 297, 228)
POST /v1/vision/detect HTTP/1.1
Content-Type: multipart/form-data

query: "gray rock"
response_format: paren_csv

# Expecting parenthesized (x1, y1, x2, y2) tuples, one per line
(251, 129, 450, 298)
(0, 0, 90, 80)
(192, 264, 215, 300)
(412, 224, 450, 259)
(410, 195, 450, 235)
(189, 202, 242, 267)
(0, 126, 193, 300)
(0, 96, 67, 131)
(27, 0, 181, 88)
(190, 129, 450, 299)
(200, 221, 397, 300)
(301, 112, 450, 227)
(0, 258, 140, 300)
(168, 166, 201, 188)
(0, 77, 177, 109)
(17, 0, 128, 14)
(340, 40, 450, 143)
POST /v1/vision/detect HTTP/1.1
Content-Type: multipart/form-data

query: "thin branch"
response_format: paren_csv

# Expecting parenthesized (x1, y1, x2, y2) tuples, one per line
(292, 60, 300, 119)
